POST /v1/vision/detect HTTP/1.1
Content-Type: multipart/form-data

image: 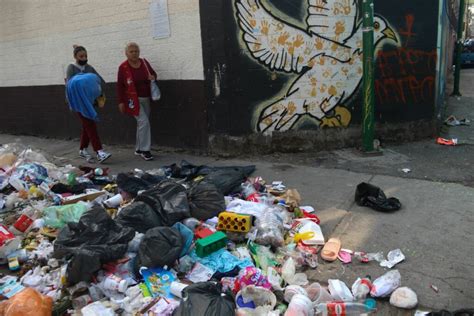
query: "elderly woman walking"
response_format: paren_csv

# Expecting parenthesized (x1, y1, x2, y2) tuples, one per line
(117, 42, 157, 161)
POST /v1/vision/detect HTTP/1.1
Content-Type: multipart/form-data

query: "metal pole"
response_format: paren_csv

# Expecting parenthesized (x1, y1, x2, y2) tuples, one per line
(452, 0, 466, 96)
(362, 0, 375, 152)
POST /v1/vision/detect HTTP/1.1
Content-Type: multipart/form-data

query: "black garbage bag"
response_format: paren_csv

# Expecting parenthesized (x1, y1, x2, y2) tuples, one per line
(135, 180, 190, 226)
(116, 173, 152, 197)
(203, 168, 253, 195)
(140, 172, 166, 185)
(50, 182, 91, 195)
(115, 201, 163, 233)
(355, 182, 402, 212)
(136, 227, 183, 269)
(187, 181, 225, 220)
(163, 160, 255, 187)
(173, 282, 236, 316)
(53, 206, 135, 285)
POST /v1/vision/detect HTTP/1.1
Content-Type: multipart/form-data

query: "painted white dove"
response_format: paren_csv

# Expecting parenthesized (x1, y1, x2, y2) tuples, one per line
(235, 0, 398, 133)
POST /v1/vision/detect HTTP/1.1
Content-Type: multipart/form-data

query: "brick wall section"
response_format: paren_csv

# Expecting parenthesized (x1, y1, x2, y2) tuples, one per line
(0, 0, 204, 86)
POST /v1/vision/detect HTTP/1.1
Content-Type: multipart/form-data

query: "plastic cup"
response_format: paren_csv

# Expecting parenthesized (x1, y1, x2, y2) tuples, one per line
(305, 282, 334, 304)
(284, 285, 308, 303)
(104, 194, 123, 208)
(285, 294, 314, 316)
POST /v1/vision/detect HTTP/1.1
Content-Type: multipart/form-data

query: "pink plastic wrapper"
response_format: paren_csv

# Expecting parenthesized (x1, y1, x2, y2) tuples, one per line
(235, 267, 272, 292)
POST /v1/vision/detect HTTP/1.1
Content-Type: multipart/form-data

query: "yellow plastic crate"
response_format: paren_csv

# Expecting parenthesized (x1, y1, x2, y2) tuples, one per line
(217, 211, 252, 232)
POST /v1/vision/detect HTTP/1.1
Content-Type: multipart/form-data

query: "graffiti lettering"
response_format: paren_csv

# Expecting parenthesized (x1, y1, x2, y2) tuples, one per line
(398, 14, 416, 47)
(375, 14, 436, 105)
(375, 76, 435, 104)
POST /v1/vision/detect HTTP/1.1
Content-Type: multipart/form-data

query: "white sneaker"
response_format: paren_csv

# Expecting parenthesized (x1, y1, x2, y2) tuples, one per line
(79, 149, 94, 162)
(97, 150, 111, 163)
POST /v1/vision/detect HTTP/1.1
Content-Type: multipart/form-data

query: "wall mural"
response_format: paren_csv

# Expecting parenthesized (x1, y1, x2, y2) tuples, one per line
(235, 0, 400, 134)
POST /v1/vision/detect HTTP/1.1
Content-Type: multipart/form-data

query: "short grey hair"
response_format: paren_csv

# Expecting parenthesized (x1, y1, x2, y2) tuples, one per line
(125, 42, 140, 51)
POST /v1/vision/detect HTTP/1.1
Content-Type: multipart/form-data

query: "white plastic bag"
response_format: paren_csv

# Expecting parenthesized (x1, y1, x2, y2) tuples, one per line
(370, 270, 401, 297)
(281, 257, 308, 286)
(150, 80, 161, 101)
(328, 279, 354, 301)
(380, 249, 405, 268)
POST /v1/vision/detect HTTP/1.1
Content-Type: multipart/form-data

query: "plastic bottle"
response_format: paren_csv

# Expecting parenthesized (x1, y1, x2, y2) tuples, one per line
(351, 277, 372, 300)
(316, 299, 377, 316)
(100, 274, 128, 293)
(182, 217, 201, 230)
(241, 182, 260, 202)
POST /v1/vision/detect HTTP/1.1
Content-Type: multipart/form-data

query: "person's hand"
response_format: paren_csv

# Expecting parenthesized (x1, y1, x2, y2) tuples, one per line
(148, 74, 156, 81)
(118, 103, 125, 114)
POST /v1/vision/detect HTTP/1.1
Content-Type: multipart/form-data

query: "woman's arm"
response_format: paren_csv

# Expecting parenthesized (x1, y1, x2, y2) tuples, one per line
(65, 64, 75, 81)
(144, 59, 157, 80)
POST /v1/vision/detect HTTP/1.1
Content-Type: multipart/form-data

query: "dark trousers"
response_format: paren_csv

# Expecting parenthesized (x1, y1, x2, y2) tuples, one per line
(77, 113, 102, 152)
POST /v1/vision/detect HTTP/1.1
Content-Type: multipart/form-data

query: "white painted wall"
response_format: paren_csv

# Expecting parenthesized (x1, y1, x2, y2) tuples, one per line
(0, 0, 204, 87)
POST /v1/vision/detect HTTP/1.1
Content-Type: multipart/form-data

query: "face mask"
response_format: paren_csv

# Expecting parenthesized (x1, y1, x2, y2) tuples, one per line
(77, 59, 88, 66)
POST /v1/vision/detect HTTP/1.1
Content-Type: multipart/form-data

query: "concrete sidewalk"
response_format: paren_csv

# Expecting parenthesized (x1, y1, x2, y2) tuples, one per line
(0, 133, 473, 313)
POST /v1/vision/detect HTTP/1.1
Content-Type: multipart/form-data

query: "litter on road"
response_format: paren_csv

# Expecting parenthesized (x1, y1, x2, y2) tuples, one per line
(0, 143, 442, 315)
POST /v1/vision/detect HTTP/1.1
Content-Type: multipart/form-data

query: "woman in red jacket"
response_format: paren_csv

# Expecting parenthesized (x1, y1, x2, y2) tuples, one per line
(117, 42, 157, 161)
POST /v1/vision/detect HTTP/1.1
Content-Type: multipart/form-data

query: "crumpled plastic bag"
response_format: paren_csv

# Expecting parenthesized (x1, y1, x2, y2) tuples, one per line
(380, 249, 406, 269)
(0, 287, 53, 316)
(172, 222, 193, 257)
(116, 201, 163, 233)
(12, 163, 49, 185)
(328, 279, 354, 301)
(42, 203, 89, 228)
(281, 257, 308, 286)
(53, 206, 135, 285)
(187, 181, 225, 220)
(370, 270, 401, 297)
(163, 160, 255, 194)
(135, 180, 190, 226)
(189, 248, 253, 274)
(116, 173, 151, 197)
(135, 226, 183, 270)
(204, 168, 254, 195)
(254, 206, 290, 248)
(172, 282, 235, 316)
(355, 182, 402, 212)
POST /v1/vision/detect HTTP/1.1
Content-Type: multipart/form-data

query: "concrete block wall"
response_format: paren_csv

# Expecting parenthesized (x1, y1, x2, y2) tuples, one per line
(0, 0, 209, 149)
(0, 0, 204, 87)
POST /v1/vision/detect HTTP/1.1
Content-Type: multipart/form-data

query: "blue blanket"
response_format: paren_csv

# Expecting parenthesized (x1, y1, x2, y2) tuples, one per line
(66, 73, 101, 121)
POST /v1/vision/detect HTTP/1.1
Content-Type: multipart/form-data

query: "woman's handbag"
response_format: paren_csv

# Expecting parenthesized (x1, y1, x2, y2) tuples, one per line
(143, 59, 161, 101)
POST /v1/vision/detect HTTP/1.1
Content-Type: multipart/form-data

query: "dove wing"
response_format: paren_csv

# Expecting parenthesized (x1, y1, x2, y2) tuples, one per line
(306, 0, 358, 43)
(236, 0, 317, 73)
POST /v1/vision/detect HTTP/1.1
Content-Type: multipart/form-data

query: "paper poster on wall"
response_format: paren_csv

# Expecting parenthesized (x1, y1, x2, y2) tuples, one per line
(150, 0, 170, 39)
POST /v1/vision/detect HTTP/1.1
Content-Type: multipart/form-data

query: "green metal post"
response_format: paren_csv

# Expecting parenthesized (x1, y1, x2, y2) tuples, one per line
(362, 0, 375, 152)
(452, 0, 466, 96)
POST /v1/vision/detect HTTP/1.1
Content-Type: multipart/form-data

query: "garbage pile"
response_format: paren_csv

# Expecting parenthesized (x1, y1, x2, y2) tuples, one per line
(0, 144, 419, 315)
